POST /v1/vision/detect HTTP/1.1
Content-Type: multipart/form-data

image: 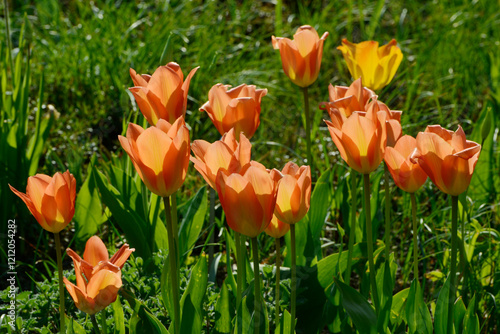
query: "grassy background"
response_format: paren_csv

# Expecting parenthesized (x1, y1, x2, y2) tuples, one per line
(1, 0, 499, 332)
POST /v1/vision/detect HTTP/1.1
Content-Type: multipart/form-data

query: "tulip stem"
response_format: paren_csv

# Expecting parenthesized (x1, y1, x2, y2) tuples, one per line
(54, 232, 66, 334)
(384, 163, 391, 261)
(163, 196, 180, 334)
(345, 169, 357, 283)
(275, 237, 281, 328)
(290, 224, 297, 334)
(302, 86, 313, 172)
(208, 187, 216, 281)
(410, 192, 418, 281)
(235, 232, 243, 334)
(363, 174, 380, 315)
(251, 237, 261, 334)
(447, 195, 459, 334)
(90, 314, 101, 334)
(171, 194, 180, 265)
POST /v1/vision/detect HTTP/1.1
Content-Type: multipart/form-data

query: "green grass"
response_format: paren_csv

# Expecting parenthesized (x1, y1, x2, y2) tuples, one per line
(1, 0, 499, 333)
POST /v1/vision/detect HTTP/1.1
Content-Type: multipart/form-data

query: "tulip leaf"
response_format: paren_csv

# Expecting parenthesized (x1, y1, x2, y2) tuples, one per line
(463, 294, 480, 334)
(178, 186, 208, 261)
(179, 297, 202, 334)
(122, 290, 170, 334)
(94, 169, 152, 259)
(181, 255, 208, 312)
(333, 277, 377, 334)
(74, 157, 104, 246)
(66, 316, 86, 334)
(161, 253, 174, 318)
(111, 295, 126, 334)
(376, 255, 397, 331)
(405, 279, 433, 334)
(434, 275, 451, 334)
(390, 288, 409, 326)
(275, 309, 294, 334)
(454, 297, 467, 334)
(214, 280, 233, 334)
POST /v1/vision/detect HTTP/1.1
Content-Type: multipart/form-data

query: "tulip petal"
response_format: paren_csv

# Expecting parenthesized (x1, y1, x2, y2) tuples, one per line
(83, 236, 110, 267)
(109, 244, 135, 269)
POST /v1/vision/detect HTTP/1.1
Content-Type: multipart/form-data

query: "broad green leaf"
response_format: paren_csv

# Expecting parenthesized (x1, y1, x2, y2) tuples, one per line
(65, 316, 86, 334)
(74, 157, 104, 245)
(161, 253, 173, 318)
(434, 275, 451, 334)
(390, 288, 409, 326)
(333, 277, 377, 334)
(94, 170, 152, 258)
(405, 279, 432, 334)
(179, 186, 208, 260)
(122, 290, 169, 334)
(376, 256, 397, 331)
(179, 297, 202, 334)
(275, 309, 294, 334)
(112, 295, 125, 334)
(453, 297, 466, 334)
(214, 281, 233, 334)
(463, 294, 480, 334)
(181, 255, 208, 312)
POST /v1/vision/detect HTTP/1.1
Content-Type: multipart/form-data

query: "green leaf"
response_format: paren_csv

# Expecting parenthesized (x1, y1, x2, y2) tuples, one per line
(112, 295, 125, 334)
(179, 297, 202, 334)
(463, 294, 480, 334)
(333, 277, 377, 334)
(390, 288, 409, 326)
(214, 281, 233, 334)
(453, 297, 466, 334)
(122, 290, 170, 334)
(181, 255, 208, 311)
(94, 169, 151, 259)
(161, 253, 173, 317)
(434, 275, 451, 334)
(275, 309, 294, 334)
(65, 316, 86, 334)
(405, 279, 432, 334)
(179, 186, 208, 260)
(376, 256, 397, 331)
(74, 157, 103, 245)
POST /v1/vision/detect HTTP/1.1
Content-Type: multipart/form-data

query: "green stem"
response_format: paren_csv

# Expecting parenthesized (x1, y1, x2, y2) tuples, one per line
(384, 163, 391, 260)
(235, 232, 243, 334)
(275, 238, 281, 328)
(363, 174, 380, 315)
(251, 237, 261, 334)
(90, 314, 101, 334)
(208, 187, 216, 279)
(3, 0, 14, 79)
(290, 224, 297, 334)
(345, 169, 357, 283)
(302, 86, 313, 172)
(447, 196, 459, 334)
(54, 232, 66, 334)
(171, 194, 180, 265)
(410, 192, 418, 281)
(163, 196, 180, 334)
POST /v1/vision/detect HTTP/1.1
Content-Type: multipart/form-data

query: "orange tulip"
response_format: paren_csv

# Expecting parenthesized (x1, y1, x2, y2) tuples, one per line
(64, 236, 134, 315)
(10, 171, 76, 233)
(365, 98, 402, 148)
(337, 39, 403, 91)
(320, 77, 376, 118)
(215, 162, 277, 238)
(129, 62, 199, 125)
(265, 214, 290, 239)
(272, 25, 329, 87)
(66, 235, 135, 283)
(119, 117, 190, 197)
(325, 107, 387, 174)
(191, 128, 251, 190)
(411, 125, 481, 196)
(200, 84, 267, 140)
(384, 135, 427, 193)
(271, 162, 311, 224)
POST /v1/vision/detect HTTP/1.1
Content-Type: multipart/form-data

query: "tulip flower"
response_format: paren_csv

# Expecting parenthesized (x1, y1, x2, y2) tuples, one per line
(64, 236, 134, 316)
(272, 25, 329, 88)
(129, 62, 199, 125)
(320, 77, 376, 118)
(10, 170, 76, 233)
(66, 235, 135, 283)
(119, 117, 190, 197)
(325, 107, 387, 174)
(385, 135, 427, 193)
(411, 125, 481, 196)
(365, 98, 402, 148)
(191, 128, 252, 189)
(271, 162, 311, 224)
(265, 214, 290, 239)
(337, 39, 403, 91)
(215, 162, 277, 238)
(200, 83, 267, 140)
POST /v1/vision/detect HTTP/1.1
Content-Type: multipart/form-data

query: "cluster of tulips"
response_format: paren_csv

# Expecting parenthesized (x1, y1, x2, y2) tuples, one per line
(10, 24, 480, 334)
